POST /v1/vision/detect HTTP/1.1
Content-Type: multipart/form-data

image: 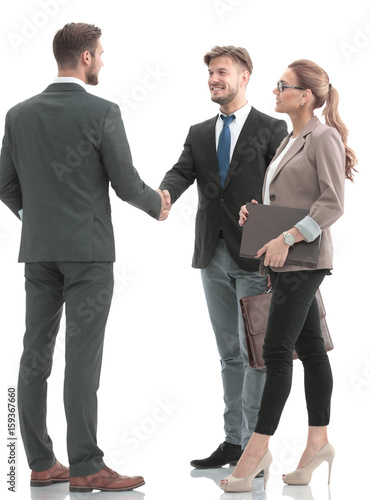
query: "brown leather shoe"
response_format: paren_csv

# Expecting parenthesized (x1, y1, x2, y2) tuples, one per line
(69, 466, 145, 492)
(31, 459, 69, 487)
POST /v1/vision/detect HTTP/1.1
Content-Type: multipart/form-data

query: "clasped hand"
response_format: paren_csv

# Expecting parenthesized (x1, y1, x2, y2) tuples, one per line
(156, 189, 172, 221)
(239, 200, 289, 268)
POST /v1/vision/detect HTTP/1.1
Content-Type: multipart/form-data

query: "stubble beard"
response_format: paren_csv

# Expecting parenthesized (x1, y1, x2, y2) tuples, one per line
(86, 62, 99, 86)
(210, 82, 239, 106)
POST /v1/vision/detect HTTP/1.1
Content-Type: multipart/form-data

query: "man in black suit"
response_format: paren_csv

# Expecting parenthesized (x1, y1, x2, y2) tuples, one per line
(159, 46, 287, 468)
(0, 23, 169, 492)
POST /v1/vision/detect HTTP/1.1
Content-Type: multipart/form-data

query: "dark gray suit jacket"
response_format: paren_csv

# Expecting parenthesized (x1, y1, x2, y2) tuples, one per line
(0, 83, 161, 262)
(160, 107, 288, 271)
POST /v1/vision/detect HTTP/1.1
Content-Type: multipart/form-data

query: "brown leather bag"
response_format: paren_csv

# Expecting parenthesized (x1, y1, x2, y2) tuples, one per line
(239, 289, 333, 369)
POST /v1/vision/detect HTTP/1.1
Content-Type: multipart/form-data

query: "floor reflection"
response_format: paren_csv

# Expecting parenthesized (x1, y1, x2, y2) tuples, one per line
(30, 483, 145, 500)
(282, 484, 332, 500)
(191, 467, 267, 500)
(23, 467, 335, 500)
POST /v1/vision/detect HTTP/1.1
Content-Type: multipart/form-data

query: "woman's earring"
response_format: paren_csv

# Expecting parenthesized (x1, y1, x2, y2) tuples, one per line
(300, 102, 304, 106)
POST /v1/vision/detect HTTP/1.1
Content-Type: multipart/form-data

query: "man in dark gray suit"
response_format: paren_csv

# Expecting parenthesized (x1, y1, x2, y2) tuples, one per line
(159, 46, 288, 469)
(0, 23, 169, 493)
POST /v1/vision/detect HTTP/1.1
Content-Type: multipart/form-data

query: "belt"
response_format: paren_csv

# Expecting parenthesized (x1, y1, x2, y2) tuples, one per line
(219, 230, 224, 239)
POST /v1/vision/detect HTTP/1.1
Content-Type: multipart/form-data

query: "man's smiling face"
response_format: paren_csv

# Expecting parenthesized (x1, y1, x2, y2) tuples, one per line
(207, 56, 248, 107)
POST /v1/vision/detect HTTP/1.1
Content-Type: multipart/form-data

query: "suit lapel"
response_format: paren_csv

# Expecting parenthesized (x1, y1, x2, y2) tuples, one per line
(222, 107, 260, 191)
(271, 134, 305, 180)
(265, 116, 321, 188)
(203, 115, 222, 189)
(268, 134, 292, 165)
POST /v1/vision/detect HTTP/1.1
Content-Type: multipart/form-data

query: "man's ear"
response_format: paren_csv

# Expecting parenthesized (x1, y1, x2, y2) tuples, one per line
(241, 70, 250, 87)
(80, 50, 91, 67)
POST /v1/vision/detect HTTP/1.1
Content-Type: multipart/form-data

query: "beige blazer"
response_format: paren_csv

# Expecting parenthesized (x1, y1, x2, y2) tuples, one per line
(262, 116, 346, 273)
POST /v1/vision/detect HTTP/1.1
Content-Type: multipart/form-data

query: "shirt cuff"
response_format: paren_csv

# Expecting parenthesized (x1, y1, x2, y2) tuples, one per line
(18, 209, 23, 221)
(295, 215, 321, 243)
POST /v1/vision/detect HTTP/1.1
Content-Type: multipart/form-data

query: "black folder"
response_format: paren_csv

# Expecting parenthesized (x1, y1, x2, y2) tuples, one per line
(239, 203, 320, 268)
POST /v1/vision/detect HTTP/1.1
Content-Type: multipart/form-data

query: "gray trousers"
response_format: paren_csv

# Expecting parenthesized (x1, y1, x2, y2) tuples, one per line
(201, 239, 267, 448)
(18, 261, 113, 477)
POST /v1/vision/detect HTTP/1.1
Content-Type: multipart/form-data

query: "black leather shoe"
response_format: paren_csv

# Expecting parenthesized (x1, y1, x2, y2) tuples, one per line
(190, 442, 243, 469)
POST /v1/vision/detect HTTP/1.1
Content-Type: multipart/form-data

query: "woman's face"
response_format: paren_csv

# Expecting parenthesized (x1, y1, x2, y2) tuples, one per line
(273, 68, 306, 114)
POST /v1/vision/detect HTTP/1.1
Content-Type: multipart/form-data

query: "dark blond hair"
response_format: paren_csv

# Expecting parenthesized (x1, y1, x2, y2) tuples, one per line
(53, 23, 102, 70)
(203, 46, 253, 75)
(289, 59, 357, 181)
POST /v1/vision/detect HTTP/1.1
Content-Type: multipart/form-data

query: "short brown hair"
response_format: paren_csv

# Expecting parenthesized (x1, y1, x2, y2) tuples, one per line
(53, 23, 102, 69)
(203, 46, 253, 75)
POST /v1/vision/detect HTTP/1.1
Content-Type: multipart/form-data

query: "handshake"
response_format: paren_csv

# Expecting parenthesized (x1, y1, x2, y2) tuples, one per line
(156, 189, 172, 221)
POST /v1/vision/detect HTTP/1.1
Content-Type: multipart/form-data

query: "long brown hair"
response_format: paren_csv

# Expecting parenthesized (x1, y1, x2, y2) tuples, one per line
(288, 59, 357, 181)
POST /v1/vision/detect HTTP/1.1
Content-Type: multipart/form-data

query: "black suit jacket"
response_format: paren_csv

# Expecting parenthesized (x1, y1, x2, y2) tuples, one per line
(0, 83, 161, 262)
(160, 107, 288, 271)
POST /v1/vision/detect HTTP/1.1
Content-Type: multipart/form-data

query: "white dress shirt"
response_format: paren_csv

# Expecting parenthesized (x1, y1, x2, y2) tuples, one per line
(264, 137, 297, 205)
(54, 76, 86, 87)
(215, 101, 252, 158)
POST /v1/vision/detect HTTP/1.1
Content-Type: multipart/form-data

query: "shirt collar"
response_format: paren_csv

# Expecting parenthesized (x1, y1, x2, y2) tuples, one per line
(218, 101, 252, 123)
(54, 76, 86, 88)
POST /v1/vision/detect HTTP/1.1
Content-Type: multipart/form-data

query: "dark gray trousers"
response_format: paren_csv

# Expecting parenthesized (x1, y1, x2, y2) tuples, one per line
(18, 261, 113, 477)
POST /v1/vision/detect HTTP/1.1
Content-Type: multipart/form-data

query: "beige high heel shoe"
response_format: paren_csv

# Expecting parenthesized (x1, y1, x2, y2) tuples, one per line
(282, 442, 335, 485)
(219, 449, 272, 493)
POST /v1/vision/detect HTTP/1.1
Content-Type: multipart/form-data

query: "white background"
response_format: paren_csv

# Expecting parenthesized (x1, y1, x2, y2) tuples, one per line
(0, 1, 368, 499)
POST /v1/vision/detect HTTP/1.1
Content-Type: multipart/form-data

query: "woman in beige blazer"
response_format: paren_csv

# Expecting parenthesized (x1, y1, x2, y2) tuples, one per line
(220, 59, 357, 492)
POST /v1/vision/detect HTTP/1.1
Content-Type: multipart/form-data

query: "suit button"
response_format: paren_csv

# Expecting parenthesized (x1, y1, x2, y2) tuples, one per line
(270, 194, 276, 202)
(220, 198, 225, 202)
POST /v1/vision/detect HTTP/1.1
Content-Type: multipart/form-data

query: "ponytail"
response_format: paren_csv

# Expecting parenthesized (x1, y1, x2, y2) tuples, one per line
(289, 59, 357, 181)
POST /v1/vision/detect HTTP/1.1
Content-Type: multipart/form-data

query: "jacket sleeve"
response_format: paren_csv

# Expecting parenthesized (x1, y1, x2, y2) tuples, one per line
(265, 119, 289, 164)
(158, 128, 196, 204)
(309, 127, 345, 231)
(100, 103, 162, 219)
(0, 115, 22, 219)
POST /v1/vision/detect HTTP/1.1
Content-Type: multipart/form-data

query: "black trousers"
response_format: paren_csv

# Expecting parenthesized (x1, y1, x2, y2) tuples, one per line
(254, 269, 333, 436)
(18, 261, 113, 477)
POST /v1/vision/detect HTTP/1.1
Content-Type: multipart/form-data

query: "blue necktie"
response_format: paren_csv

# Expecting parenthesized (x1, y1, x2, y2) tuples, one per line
(217, 114, 235, 187)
